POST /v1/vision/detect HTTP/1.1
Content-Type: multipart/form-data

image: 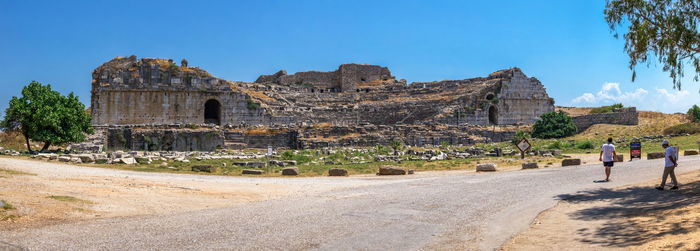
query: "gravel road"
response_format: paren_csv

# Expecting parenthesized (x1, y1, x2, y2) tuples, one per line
(2, 156, 699, 251)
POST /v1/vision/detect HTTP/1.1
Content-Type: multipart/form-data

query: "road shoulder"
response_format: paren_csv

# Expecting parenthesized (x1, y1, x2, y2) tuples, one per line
(501, 170, 700, 251)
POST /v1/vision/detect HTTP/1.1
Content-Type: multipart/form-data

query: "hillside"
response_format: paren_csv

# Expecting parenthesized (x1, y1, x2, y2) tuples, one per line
(556, 107, 689, 139)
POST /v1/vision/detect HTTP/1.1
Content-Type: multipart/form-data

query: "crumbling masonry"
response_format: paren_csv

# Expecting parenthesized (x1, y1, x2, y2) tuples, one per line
(89, 56, 556, 151)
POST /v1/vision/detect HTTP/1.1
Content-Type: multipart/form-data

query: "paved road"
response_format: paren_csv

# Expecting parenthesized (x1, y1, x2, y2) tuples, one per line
(2, 156, 699, 251)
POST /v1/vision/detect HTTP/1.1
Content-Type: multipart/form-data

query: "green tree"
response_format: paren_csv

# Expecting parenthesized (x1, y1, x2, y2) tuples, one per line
(511, 130, 531, 144)
(532, 111, 578, 139)
(2, 81, 93, 152)
(688, 104, 700, 122)
(605, 0, 700, 90)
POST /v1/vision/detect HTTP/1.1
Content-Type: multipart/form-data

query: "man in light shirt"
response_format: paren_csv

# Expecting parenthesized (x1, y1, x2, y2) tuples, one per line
(598, 137, 616, 182)
(656, 140, 679, 190)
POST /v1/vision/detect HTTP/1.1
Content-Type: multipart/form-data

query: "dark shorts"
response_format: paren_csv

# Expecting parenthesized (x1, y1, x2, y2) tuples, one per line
(603, 161, 614, 167)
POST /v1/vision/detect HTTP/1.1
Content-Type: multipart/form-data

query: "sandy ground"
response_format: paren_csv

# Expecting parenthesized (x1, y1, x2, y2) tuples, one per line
(502, 170, 700, 251)
(0, 154, 597, 232)
(0, 157, 416, 231)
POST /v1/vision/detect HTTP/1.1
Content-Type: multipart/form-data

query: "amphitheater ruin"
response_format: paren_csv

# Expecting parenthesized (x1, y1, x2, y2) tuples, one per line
(81, 56, 635, 152)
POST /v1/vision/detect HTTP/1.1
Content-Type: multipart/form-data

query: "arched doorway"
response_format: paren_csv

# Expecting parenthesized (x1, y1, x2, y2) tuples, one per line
(204, 99, 221, 125)
(488, 106, 498, 125)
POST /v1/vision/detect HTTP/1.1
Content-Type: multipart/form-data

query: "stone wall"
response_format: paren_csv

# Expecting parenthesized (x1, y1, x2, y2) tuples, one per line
(572, 107, 639, 132)
(92, 90, 270, 126)
(106, 127, 224, 152)
(255, 63, 393, 92)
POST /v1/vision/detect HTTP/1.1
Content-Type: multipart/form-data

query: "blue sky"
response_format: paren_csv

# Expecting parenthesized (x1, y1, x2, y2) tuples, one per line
(1, 0, 698, 115)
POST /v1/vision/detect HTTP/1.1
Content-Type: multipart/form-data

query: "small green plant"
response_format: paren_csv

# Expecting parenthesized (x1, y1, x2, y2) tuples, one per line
(511, 130, 531, 144)
(246, 98, 261, 110)
(532, 111, 577, 139)
(440, 141, 450, 149)
(390, 140, 404, 155)
(1, 200, 15, 210)
(576, 140, 595, 149)
(47, 195, 89, 203)
(590, 103, 624, 114)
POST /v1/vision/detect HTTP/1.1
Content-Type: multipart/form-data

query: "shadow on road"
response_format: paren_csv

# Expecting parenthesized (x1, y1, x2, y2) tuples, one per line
(555, 173, 700, 248)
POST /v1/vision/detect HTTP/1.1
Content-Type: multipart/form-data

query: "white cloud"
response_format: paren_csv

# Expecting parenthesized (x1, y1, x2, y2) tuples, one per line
(570, 82, 698, 113)
(572, 82, 648, 104)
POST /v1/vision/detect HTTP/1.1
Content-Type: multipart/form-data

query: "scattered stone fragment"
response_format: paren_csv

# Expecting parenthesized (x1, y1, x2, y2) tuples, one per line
(407, 169, 415, 175)
(647, 152, 664, 160)
(70, 157, 82, 163)
(118, 157, 137, 165)
(242, 169, 264, 175)
(328, 168, 348, 176)
(78, 154, 95, 163)
(58, 156, 71, 162)
(521, 162, 538, 169)
(476, 163, 497, 172)
(561, 159, 581, 166)
(378, 165, 407, 175)
(192, 165, 217, 173)
(281, 167, 299, 176)
(684, 150, 699, 156)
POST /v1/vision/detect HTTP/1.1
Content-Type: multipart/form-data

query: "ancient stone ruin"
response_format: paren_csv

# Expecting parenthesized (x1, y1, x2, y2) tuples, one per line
(88, 56, 557, 151)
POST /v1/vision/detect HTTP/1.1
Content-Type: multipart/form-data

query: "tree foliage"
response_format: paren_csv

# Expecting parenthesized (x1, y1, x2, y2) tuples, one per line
(1, 81, 93, 152)
(688, 104, 700, 122)
(605, 0, 700, 90)
(532, 111, 578, 139)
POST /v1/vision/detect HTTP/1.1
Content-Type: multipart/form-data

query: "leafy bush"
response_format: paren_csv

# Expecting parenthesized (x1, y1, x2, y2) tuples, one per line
(546, 140, 573, 150)
(688, 105, 700, 123)
(532, 111, 578, 139)
(662, 122, 700, 135)
(246, 98, 261, 110)
(576, 140, 595, 149)
(511, 130, 531, 144)
(590, 103, 624, 114)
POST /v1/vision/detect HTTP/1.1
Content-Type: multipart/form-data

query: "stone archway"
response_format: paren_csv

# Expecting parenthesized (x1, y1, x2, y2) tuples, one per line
(204, 99, 221, 125)
(488, 105, 498, 125)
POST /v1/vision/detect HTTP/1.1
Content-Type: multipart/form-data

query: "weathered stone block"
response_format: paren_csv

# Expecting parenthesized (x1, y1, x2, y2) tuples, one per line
(521, 162, 538, 169)
(378, 165, 407, 175)
(684, 150, 699, 156)
(562, 159, 581, 166)
(281, 167, 299, 176)
(242, 169, 264, 175)
(58, 156, 71, 162)
(647, 152, 665, 159)
(476, 163, 497, 172)
(118, 157, 137, 165)
(328, 168, 348, 176)
(192, 165, 216, 173)
(78, 154, 95, 163)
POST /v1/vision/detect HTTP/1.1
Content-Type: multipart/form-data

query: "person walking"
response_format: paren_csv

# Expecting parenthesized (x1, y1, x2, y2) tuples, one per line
(599, 137, 616, 182)
(656, 140, 679, 190)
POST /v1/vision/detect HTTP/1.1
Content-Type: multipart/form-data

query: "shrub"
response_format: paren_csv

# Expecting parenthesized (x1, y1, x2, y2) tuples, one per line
(662, 122, 700, 135)
(511, 130, 531, 144)
(590, 103, 624, 114)
(546, 140, 573, 150)
(532, 111, 578, 139)
(246, 98, 261, 110)
(576, 140, 595, 149)
(688, 105, 700, 123)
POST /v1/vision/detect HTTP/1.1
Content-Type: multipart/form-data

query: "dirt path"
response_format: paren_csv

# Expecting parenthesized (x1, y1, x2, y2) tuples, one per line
(502, 170, 700, 251)
(0, 157, 407, 230)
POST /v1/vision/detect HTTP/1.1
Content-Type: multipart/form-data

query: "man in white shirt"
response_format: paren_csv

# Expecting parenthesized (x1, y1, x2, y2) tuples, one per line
(656, 140, 679, 190)
(598, 137, 616, 182)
